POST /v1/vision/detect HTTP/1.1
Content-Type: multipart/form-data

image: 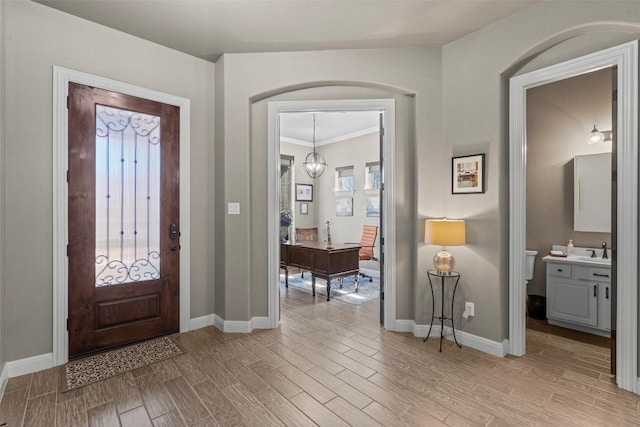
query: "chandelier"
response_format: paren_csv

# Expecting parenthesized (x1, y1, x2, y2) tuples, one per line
(302, 114, 327, 179)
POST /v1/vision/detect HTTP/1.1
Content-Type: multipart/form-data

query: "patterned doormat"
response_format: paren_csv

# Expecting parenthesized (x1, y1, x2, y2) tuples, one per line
(61, 336, 184, 392)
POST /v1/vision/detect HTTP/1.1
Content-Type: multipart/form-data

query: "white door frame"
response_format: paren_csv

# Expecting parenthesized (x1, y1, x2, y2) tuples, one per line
(509, 41, 638, 393)
(267, 99, 396, 329)
(52, 66, 191, 365)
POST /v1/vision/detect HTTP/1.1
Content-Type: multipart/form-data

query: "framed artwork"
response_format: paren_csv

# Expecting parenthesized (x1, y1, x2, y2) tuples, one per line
(336, 197, 353, 216)
(366, 196, 380, 217)
(299, 202, 308, 215)
(452, 154, 485, 194)
(295, 184, 313, 201)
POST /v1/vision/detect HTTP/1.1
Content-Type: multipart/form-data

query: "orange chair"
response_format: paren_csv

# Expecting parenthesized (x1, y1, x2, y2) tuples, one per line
(358, 225, 379, 281)
(295, 227, 318, 278)
(295, 227, 318, 241)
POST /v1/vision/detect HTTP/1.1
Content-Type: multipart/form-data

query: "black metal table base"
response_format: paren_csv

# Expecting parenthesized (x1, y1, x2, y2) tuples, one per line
(423, 271, 462, 352)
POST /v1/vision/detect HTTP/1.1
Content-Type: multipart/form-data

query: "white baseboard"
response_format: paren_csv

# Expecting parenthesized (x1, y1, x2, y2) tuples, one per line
(6, 353, 54, 378)
(397, 319, 508, 358)
(392, 319, 416, 333)
(189, 314, 217, 330)
(250, 317, 270, 330)
(202, 314, 271, 333)
(0, 362, 8, 401)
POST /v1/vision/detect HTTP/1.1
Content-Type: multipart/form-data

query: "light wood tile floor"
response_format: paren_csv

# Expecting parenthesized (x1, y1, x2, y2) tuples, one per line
(2, 284, 639, 426)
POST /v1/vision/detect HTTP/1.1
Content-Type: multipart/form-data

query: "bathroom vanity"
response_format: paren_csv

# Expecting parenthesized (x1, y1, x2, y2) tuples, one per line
(544, 252, 611, 337)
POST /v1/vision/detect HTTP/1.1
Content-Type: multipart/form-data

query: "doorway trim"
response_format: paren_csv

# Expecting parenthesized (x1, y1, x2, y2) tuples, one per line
(52, 66, 191, 365)
(508, 41, 638, 392)
(267, 99, 396, 329)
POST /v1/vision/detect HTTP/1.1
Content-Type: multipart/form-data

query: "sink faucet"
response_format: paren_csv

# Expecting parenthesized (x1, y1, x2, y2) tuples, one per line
(588, 249, 597, 258)
(602, 242, 608, 259)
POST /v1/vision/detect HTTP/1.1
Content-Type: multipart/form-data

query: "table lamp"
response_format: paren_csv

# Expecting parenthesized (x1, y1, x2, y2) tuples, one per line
(424, 218, 466, 273)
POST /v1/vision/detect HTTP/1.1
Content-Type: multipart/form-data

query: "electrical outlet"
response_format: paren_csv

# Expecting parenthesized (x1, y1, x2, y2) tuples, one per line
(465, 302, 475, 317)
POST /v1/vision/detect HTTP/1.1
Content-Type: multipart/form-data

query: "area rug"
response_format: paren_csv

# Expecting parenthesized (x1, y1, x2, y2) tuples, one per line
(61, 336, 184, 392)
(281, 273, 379, 306)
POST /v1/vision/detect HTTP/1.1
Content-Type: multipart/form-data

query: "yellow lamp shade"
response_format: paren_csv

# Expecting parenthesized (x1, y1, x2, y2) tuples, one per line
(424, 219, 466, 246)
(425, 218, 466, 273)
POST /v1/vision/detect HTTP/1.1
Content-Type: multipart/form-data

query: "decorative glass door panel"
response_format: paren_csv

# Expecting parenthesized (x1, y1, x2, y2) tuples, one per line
(68, 81, 180, 358)
(95, 105, 161, 286)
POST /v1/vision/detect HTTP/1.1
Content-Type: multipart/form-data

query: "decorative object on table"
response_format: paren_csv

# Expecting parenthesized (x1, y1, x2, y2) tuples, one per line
(279, 210, 293, 242)
(299, 202, 308, 215)
(336, 197, 353, 216)
(325, 220, 333, 249)
(424, 270, 462, 352)
(302, 113, 327, 178)
(295, 183, 313, 201)
(452, 153, 485, 194)
(424, 218, 466, 273)
(366, 196, 380, 217)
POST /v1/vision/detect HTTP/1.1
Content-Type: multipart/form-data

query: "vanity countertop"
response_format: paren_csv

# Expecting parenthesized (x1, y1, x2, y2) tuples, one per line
(542, 254, 611, 267)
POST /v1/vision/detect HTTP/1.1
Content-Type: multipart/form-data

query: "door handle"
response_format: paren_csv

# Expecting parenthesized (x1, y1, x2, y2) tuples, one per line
(606, 286, 609, 299)
(169, 223, 179, 240)
(594, 285, 597, 297)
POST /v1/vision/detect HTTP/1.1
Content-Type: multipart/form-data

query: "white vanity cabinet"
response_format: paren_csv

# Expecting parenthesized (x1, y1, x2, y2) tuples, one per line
(545, 259, 611, 335)
(574, 152, 611, 232)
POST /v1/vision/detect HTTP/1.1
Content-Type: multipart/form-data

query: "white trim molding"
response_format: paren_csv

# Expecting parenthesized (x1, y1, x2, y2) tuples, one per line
(0, 363, 8, 401)
(400, 320, 508, 358)
(210, 315, 271, 333)
(268, 99, 397, 331)
(189, 314, 217, 331)
(52, 66, 191, 366)
(509, 41, 638, 393)
(6, 353, 54, 378)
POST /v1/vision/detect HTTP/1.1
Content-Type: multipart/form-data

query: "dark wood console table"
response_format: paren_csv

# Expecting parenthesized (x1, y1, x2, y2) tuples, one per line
(280, 242, 360, 301)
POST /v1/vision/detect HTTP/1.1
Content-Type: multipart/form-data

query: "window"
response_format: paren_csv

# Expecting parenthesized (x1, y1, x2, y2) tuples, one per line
(335, 165, 354, 191)
(365, 161, 381, 190)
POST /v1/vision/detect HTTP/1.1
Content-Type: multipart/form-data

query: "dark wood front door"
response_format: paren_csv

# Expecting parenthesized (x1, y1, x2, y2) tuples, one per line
(67, 82, 180, 358)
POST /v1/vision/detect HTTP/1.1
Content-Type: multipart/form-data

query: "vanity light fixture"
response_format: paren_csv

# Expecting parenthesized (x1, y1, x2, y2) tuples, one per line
(587, 125, 612, 144)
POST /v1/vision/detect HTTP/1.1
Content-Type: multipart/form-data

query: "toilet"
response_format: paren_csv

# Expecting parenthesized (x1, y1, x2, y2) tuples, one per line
(525, 250, 543, 318)
(525, 250, 538, 283)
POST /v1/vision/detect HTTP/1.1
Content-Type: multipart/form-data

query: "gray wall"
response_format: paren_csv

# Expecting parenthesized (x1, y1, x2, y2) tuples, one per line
(526, 69, 612, 296)
(316, 133, 381, 254)
(4, 1, 215, 361)
(280, 141, 317, 230)
(442, 1, 640, 343)
(250, 85, 419, 319)
(0, 0, 6, 374)
(4, 0, 640, 370)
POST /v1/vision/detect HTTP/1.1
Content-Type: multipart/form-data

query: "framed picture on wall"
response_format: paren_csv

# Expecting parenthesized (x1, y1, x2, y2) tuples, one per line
(452, 153, 485, 194)
(366, 196, 380, 217)
(299, 203, 308, 215)
(295, 184, 313, 201)
(336, 197, 353, 216)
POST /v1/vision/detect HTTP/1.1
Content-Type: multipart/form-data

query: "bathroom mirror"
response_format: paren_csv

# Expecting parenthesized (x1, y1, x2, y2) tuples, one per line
(574, 152, 611, 232)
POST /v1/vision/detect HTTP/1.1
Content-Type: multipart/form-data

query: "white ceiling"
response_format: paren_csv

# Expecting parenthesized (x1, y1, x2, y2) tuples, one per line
(33, 0, 539, 62)
(280, 111, 380, 146)
(34, 0, 539, 140)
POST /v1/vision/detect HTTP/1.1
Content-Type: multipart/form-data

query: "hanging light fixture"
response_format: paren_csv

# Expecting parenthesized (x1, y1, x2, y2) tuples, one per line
(302, 114, 327, 179)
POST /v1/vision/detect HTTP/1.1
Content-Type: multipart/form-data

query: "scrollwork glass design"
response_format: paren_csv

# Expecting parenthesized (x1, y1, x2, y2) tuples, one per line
(95, 105, 161, 286)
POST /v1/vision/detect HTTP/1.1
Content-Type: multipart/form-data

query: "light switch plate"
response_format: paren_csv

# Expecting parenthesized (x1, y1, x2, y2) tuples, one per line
(228, 202, 240, 215)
